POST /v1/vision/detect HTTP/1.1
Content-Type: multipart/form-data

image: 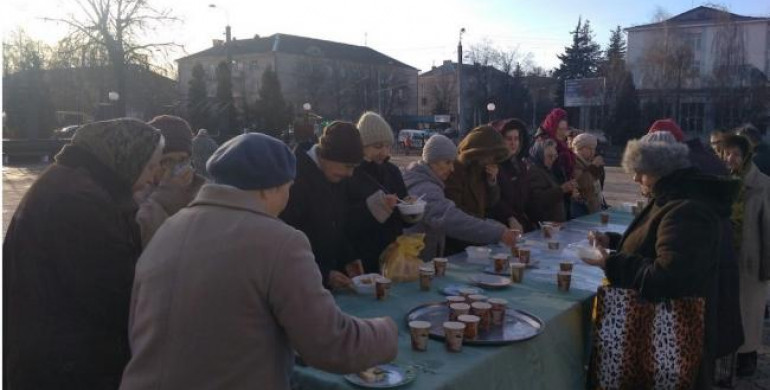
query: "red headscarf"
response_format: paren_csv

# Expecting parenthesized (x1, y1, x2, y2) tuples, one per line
(539, 108, 576, 179)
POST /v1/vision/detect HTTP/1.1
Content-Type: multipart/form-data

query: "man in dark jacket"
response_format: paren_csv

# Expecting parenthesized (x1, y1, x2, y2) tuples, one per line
(3, 119, 163, 389)
(280, 121, 363, 290)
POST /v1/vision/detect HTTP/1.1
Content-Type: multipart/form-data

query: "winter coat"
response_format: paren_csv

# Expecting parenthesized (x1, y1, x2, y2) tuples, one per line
(737, 163, 770, 281)
(603, 168, 740, 389)
(444, 160, 501, 254)
(191, 133, 219, 178)
(3, 144, 143, 389)
(135, 173, 206, 247)
(119, 184, 398, 390)
(753, 142, 770, 176)
(345, 160, 408, 273)
(280, 147, 356, 284)
(686, 138, 729, 176)
(403, 161, 506, 262)
(489, 157, 536, 232)
(573, 156, 603, 215)
(525, 160, 566, 223)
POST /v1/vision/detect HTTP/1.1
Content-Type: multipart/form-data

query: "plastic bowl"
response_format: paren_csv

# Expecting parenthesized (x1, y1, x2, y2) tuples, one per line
(465, 246, 492, 264)
(576, 246, 602, 262)
(352, 273, 380, 295)
(397, 200, 426, 223)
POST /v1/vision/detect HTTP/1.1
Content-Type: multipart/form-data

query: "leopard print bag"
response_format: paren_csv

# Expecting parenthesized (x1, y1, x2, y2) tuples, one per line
(590, 286, 705, 390)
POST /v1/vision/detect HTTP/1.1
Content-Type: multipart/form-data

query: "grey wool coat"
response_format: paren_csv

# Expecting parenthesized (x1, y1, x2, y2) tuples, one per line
(403, 161, 506, 262)
(120, 184, 398, 390)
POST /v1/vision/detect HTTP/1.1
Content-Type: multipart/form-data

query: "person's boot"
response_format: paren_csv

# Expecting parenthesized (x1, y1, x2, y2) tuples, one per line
(736, 351, 757, 377)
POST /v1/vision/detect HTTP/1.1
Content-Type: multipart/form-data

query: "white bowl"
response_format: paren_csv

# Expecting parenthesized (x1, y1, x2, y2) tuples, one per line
(352, 273, 380, 294)
(465, 246, 492, 264)
(541, 222, 562, 232)
(576, 246, 602, 262)
(397, 200, 426, 223)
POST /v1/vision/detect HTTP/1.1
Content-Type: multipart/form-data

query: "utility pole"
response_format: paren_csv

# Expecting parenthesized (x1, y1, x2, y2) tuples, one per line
(457, 27, 466, 137)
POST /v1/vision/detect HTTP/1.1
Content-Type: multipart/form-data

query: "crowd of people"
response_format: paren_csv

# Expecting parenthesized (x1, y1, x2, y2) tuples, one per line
(3, 107, 769, 389)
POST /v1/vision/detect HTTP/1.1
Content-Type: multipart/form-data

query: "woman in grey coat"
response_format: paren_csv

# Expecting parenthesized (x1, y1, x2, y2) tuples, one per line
(403, 135, 518, 262)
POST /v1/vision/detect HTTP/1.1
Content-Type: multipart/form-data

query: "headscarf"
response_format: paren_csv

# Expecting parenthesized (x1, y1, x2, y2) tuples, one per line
(538, 108, 576, 179)
(490, 118, 530, 160)
(529, 138, 557, 168)
(67, 118, 162, 186)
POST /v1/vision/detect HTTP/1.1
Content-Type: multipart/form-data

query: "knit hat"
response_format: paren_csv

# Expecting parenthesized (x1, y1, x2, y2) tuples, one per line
(148, 115, 194, 154)
(456, 125, 511, 164)
(648, 119, 685, 142)
(70, 118, 162, 186)
(206, 133, 296, 190)
(317, 121, 364, 164)
(540, 108, 568, 139)
(356, 111, 394, 146)
(622, 138, 691, 177)
(572, 133, 598, 150)
(640, 131, 678, 144)
(422, 134, 457, 164)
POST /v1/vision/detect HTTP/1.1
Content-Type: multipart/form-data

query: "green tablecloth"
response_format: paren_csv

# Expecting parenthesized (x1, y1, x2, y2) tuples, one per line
(292, 209, 634, 389)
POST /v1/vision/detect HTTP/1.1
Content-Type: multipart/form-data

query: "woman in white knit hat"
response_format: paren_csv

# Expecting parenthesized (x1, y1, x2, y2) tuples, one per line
(403, 134, 519, 262)
(345, 111, 408, 274)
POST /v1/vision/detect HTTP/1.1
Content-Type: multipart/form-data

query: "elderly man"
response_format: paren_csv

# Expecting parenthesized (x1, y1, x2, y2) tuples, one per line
(120, 133, 398, 390)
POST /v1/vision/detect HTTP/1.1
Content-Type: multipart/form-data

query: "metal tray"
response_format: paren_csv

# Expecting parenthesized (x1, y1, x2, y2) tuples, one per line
(405, 302, 545, 345)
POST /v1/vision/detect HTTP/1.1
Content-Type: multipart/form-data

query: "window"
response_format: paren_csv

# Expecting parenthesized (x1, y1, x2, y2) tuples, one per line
(683, 32, 702, 52)
(680, 102, 705, 133)
(250, 60, 259, 70)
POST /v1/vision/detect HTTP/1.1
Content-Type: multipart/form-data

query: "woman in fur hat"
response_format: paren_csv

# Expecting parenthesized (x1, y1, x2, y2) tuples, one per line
(585, 136, 740, 389)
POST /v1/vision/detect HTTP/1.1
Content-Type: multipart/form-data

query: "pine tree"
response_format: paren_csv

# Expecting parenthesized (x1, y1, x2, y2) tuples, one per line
(187, 63, 209, 131)
(215, 61, 237, 138)
(605, 26, 627, 68)
(606, 72, 642, 145)
(553, 17, 603, 107)
(254, 66, 291, 138)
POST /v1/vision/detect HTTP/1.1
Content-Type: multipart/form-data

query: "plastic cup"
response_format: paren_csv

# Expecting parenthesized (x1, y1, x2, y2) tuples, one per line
(449, 302, 470, 321)
(467, 294, 488, 303)
(458, 288, 478, 299)
(492, 254, 509, 273)
(418, 266, 434, 291)
(375, 277, 391, 300)
(510, 263, 526, 283)
(433, 257, 448, 277)
(488, 298, 508, 326)
(446, 296, 466, 306)
(600, 212, 610, 225)
(443, 321, 466, 352)
(557, 272, 572, 292)
(470, 302, 492, 331)
(518, 248, 531, 265)
(458, 314, 481, 340)
(559, 261, 574, 272)
(409, 320, 431, 351)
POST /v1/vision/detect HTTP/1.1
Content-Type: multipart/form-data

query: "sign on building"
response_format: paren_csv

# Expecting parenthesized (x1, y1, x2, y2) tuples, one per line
(564, 78, 605, 107)
(434, 114, 451, 123)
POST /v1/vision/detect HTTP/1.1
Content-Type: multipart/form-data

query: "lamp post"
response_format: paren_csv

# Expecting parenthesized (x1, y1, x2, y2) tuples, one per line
(108, 91, 120, 119)
(303, 102, 312, 124)
(486, 102, 496, 122)
(208, 4, 232, 63)
(457, 27, 466, 137)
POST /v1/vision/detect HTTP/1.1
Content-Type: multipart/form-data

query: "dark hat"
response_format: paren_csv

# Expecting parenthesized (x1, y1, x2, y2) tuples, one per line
(457, 125, 511, 164)
(206, 133, 296, 190)
(317, 121, 364, 164)
(148, 115, 194, 154)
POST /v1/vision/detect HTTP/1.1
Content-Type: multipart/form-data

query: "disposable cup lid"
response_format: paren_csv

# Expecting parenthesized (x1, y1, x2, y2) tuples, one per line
(409, 320, 432, 329)
(457, 314, 480, 323)
(443, 321, 466, 330)
(471, 302, 492, 309)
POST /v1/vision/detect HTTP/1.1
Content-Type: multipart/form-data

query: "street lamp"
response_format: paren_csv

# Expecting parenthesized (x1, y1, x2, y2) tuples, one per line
(486, 102, 496, 121)
(457, 27, 466, 136)
(303, 102, 312, 124)
(108, 91, 120, 102)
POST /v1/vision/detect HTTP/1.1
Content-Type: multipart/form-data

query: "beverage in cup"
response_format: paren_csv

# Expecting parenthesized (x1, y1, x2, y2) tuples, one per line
(446, 296, 466, 306)
(600, 212, 610, 225)
(492, 254, 508, 273)
(488, 298, 508, 326)
(557, 272, 572, 292)
(467, 294, 488, 303)
(547, 241, 560, 251)
(418, 266, 434, 291)
(449, 302, 470, 321)
(543, 225, 554, 239)
(518, 248, 531, 265)
(510, 263, 526, 283)
(471, 302, 492, 331)
(409, 320, 431, 351)
(458, 314, 481, 340)
(375, 277, 391, 300)
(443, 321, 466, 352)
(559, 261, 574, 272)
(433, 257, 448, 276)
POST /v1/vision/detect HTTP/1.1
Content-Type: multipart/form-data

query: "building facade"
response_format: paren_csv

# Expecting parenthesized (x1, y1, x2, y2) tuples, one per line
(626, 6, 770, 134)
(177, 33, 418, 125)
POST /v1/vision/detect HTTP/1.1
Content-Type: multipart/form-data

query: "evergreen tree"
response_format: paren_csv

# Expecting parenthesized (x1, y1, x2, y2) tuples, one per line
(605, 26, 627, 69)
(601, 26, 631, 133)
(187, 63, 209, 131)
(253, 66, 291, 138)
(215, 60, 237, 138)
(606, 72, 642, 145)
(553, 17, 602, 107)
(2, 49, 57, 139)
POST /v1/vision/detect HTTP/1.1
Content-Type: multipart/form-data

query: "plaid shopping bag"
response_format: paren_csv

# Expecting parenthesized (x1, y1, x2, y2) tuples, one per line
(589, 286, 705, 390)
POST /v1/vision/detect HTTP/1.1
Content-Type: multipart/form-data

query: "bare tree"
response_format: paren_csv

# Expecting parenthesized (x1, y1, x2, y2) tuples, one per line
(45, 0, 180, 115)
(430, 73, 456, 115)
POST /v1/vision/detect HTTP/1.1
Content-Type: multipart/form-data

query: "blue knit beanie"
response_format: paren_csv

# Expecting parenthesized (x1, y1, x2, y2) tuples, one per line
(206, 133, 296, 190)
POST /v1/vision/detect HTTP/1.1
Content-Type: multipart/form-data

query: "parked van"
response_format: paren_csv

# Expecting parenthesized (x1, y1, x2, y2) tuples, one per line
(398, 129, 432, 149)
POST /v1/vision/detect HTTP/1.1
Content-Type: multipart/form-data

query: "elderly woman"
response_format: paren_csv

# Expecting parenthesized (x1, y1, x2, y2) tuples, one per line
(4, 119, 163, 389)
(585, 136, 739, 389)
(488, 118, 535, 232)
(526, 138, 575, 223)
(443, 125, 511, 254)
(403, 135, 518, 262)
(721, 134, 770, 377)
(345, 111, 406, 273)
(570, 133, 604, 217)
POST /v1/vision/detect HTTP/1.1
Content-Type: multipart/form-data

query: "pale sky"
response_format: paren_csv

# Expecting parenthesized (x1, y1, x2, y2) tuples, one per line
(4, 0, 769, 75)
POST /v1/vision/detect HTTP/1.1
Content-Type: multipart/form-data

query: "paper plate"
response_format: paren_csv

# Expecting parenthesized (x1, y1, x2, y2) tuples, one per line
(344, 363, 417, 388)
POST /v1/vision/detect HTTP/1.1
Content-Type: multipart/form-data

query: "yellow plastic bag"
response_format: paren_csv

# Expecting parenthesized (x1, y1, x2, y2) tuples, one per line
(380, 234, 425, 282)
